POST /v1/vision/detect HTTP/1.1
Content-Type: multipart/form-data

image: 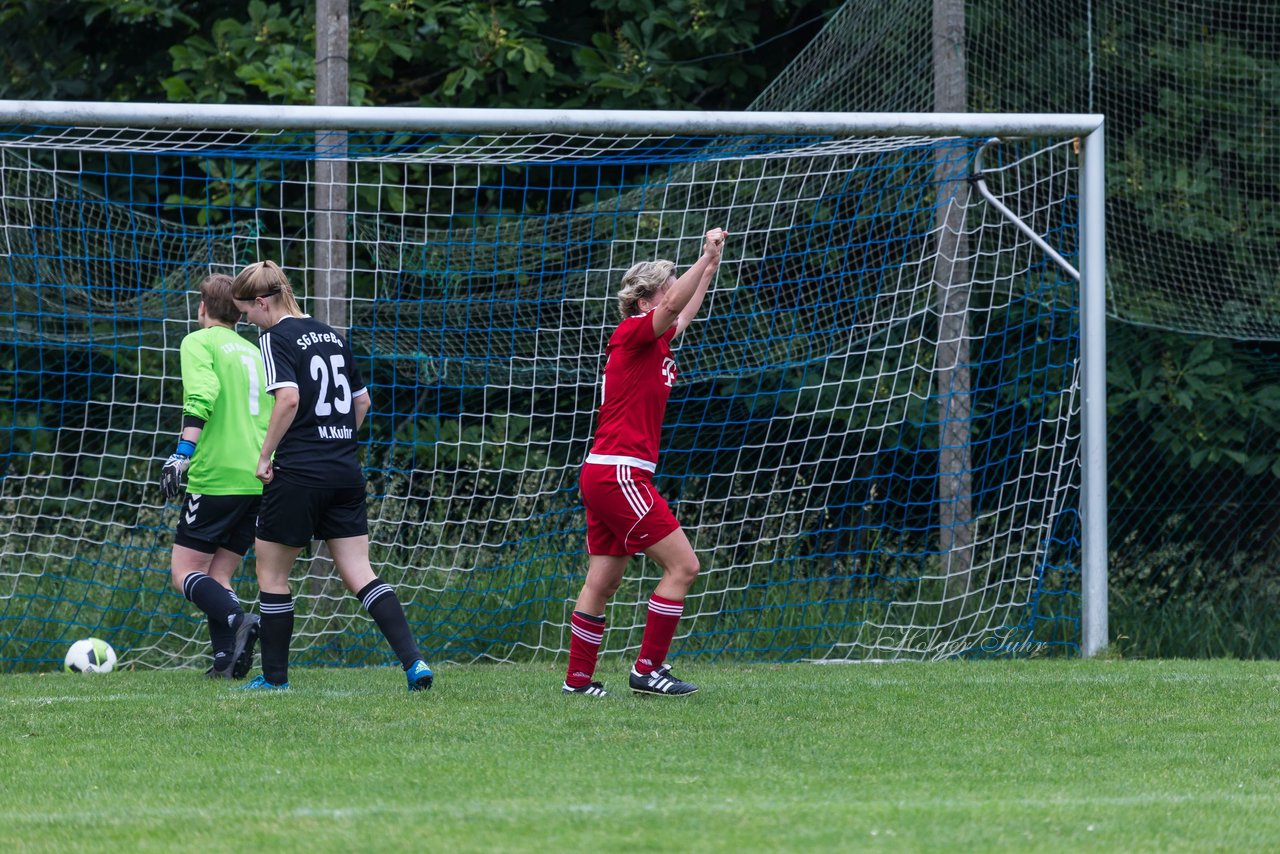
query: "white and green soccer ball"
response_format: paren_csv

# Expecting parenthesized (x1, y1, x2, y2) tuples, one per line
(64, 638, 117, 673)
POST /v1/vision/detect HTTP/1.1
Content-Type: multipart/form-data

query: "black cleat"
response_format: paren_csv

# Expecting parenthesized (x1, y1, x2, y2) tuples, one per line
(213, 613, 260, 679)
(230, 615, 259, 680)
(629, 663, 698, 696)
(562, 681, 609, 697)
(206, 648, 233, 678)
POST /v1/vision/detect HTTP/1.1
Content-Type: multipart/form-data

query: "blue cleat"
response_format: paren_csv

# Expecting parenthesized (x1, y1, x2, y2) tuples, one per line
(406, 660, 434, 692)
(238, 674, 289, 691)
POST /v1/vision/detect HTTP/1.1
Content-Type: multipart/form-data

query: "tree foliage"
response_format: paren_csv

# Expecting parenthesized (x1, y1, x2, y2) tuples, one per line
(0, 0, 841, 110)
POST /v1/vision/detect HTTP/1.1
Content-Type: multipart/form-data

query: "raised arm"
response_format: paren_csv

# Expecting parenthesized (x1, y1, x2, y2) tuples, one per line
(651, 228, 727, 339)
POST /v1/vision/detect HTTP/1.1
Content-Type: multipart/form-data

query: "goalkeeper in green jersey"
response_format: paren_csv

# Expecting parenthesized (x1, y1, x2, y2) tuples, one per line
(159, 273, 272, 678)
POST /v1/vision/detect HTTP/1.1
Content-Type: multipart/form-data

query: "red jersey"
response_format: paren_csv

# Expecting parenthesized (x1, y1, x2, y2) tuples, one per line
(587, 312, 678, 469)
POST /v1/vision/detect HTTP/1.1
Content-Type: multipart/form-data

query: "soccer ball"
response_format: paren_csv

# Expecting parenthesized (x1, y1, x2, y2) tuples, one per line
(64, 638, 117, 673)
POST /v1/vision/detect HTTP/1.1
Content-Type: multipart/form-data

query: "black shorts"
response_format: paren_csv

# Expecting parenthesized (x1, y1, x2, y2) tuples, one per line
(174, 493, 261, 556)
(257, 478, 368, 547)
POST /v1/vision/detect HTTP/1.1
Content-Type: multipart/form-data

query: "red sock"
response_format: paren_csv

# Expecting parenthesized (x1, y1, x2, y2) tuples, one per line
(635, 594, 684, 674)
(565, 611, 605, 688)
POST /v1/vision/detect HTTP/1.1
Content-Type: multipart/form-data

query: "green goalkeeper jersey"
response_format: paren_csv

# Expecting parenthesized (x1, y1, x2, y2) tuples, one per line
(180, 325, 272, 495)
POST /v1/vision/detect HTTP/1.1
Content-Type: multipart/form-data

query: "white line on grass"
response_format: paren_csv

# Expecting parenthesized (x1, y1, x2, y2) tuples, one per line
(5, 694, 168, 705)
(2, 790, 1277, 826)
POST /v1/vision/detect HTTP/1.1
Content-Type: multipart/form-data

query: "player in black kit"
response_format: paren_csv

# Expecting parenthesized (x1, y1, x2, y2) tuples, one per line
(231, 260, 434, 692)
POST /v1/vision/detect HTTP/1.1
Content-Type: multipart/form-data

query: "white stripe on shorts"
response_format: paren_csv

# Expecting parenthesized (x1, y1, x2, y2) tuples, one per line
(616, 465, 652, 519)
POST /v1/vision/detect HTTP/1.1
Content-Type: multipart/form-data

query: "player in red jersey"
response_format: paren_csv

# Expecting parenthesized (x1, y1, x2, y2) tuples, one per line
(564, 227, 727, 697)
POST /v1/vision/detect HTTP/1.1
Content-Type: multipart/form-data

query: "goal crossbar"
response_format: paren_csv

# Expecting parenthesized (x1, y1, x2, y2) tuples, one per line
(0, 100, 1103, 137)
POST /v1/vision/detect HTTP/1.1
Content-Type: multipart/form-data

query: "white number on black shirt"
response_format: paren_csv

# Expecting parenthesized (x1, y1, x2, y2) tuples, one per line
(309, 354, 353, 416)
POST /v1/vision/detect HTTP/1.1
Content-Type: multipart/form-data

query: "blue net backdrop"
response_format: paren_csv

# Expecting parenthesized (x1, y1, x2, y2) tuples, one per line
(0, 123, 1083, 670)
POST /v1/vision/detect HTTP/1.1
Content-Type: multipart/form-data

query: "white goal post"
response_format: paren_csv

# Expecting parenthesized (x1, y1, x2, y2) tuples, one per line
(0, 101, 1106, 668)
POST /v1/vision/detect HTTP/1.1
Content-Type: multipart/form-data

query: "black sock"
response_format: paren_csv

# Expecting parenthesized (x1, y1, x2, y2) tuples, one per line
(258, 591, 294, 685)
(208, 615, 233, 667)
(206, 587, 241, 657)
(183, 572, 241, 623)
(184, 573, 242, 645)
(357, 578, 421, 669)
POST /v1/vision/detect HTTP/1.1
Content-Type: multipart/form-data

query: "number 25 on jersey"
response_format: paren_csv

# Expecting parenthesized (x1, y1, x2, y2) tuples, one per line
(309, 354, 352, 416)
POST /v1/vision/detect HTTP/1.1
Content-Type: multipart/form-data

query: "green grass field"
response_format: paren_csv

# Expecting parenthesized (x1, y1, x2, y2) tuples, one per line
(3, 659, 1278, 852)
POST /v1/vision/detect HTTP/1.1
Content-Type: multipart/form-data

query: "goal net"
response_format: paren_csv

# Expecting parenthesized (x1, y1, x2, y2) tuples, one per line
(0, 108, 1100, 670)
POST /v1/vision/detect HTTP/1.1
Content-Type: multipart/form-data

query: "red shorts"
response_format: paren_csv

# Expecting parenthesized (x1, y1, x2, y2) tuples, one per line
(579, 461, 681, 556)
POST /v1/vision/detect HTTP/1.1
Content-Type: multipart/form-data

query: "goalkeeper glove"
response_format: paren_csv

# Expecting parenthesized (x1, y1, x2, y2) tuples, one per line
(160, 439, 196, 501)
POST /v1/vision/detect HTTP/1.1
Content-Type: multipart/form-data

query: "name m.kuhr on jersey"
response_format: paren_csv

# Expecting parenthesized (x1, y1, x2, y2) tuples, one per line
(317, 425, 354, 439)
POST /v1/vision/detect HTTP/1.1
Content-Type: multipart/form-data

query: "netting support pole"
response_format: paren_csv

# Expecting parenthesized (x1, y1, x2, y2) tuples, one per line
(1079, 126, 1108, 657)
(310, 0, 350, 591)
(971, 139, 1080, 282)
(314, 0, 349, 333)
(932, 0, 975, 611)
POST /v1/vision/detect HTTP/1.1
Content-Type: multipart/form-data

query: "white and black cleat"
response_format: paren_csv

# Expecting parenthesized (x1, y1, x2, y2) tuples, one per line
(629, 663, 698, 696)
(562, 681, 609, 697)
